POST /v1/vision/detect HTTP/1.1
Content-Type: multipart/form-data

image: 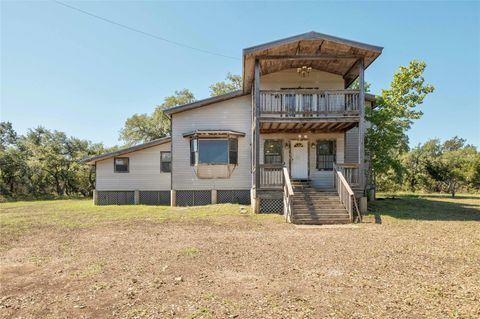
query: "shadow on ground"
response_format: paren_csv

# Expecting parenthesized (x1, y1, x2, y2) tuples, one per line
(367, 194, 480, 222)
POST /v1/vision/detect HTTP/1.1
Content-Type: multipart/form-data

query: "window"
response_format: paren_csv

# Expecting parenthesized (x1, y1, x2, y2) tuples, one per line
(190, 138, 238, 165)
(264, 140, 283, 164)
(316, 140, 336, 171)
(114, 157, 129, 173)
(160, 151, 171, 173)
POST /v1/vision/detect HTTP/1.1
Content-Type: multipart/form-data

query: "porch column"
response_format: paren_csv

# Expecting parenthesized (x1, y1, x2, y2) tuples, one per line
(254, 59, 261, 190)
(358, 58, 365, 190)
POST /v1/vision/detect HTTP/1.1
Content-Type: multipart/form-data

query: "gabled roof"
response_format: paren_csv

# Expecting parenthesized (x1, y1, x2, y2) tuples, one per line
(164, 90, 247, 117)
(243, 31, 383, 92)
(81, 137, 171, 165)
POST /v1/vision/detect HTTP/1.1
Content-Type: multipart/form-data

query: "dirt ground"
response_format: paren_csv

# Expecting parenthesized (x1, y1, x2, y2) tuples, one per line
(1, 196, 479, 319)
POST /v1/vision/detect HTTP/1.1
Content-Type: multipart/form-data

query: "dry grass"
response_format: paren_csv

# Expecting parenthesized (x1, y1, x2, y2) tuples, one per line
(1, 196, 479, 318)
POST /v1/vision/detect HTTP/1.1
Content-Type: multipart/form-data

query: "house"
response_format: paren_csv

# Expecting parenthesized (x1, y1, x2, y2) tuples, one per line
(83, 31, 382, 224)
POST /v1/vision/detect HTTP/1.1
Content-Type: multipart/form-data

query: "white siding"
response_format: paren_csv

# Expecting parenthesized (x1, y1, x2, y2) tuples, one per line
(344, 101, 372, 164)
(171, 95, 252, 190)
(260, 132, 344, 189)
(260, 69, 344, 90)
(96, 143, 171, 191)
(344, 127, 359, 164)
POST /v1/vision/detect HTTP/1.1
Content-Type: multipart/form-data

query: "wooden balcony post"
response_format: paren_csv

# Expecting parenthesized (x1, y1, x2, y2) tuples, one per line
(358, 58, 365, 190)
(254, 59, 261, 189)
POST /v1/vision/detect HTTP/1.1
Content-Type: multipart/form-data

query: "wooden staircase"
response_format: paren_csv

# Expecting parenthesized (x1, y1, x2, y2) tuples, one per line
(290, 180, 351, 225)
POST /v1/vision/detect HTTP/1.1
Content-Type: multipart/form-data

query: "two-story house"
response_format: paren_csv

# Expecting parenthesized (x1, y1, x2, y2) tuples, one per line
(83, 32, 382, 224)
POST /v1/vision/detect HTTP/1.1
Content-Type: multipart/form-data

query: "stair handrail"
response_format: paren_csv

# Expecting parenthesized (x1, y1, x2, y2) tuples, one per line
(334, 167, 356, 222)
(282, 167, 294, 222)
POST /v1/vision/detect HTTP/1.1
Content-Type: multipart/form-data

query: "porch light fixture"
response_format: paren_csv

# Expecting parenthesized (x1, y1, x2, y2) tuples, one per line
(297, 66, 312, 78)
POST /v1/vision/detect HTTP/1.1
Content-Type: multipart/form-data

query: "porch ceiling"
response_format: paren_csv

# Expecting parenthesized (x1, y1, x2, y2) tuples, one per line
(243, 32, 383, 93)
(260, 120, 358, 133)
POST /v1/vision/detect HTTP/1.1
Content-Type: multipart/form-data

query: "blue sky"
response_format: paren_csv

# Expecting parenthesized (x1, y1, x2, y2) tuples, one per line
(1, 1, 479, 147)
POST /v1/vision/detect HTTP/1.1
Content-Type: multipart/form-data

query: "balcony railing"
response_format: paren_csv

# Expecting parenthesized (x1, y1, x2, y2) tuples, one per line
(259, 164, 284, 189)
(334, 163, 360, 187)
(259, 89, 359, 117)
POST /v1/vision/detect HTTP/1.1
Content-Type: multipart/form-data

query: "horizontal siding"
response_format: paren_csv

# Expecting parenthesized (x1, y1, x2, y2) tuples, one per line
(96, 143, 171, 191)
(345, 127, 359, 164)
(260, 132, 344, 189)
(260, 69, 344, 90)
(171, 95, 252, 190)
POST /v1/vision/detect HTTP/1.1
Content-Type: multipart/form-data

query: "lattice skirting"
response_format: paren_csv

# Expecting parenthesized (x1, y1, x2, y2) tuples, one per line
(217, 190, 251, 205)
(97, 191, 135, 205)
(259, 198, 284, 214)
(139, 191, 170, 205)
(176, 190, 212, 206)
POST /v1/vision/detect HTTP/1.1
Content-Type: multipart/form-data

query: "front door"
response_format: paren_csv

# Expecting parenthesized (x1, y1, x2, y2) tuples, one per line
(291, 140, 308, 179)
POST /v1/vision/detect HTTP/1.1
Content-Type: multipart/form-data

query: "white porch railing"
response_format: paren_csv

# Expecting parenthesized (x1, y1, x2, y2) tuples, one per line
(259, 89, 360, 117)
(334, 167, 361, 222)
(282, 167, 294, 223)
(259, 164, 284, 188)
(334, 163, 360, 186)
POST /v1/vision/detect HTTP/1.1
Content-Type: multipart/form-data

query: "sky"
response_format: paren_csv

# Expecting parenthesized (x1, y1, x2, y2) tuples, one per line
(1, 1, 479, 148)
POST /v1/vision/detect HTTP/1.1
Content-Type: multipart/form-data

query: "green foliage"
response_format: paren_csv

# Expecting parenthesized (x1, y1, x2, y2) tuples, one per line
(348, 78, 371, 92)
(0, 122, 17, 150)
(423, 137, 479, 197)
(209, 73, 242, 96)
(383, 137, 480, 196)
(366, 60, 435, 185)
(119, 89, 195, 145)
(0, 122, 108, 199)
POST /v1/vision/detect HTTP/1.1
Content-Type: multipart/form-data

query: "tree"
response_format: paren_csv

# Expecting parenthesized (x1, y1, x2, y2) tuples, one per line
(119, 89, 195, 145)
(402, 139, 441, 192)
(209, 73, 242, 96)
(425, 137, 479, 197)
(348, 78, 371, 92)
(366, 60, 435, 186)
(0, 123, 108, 199)
(0, 122, 17, 150)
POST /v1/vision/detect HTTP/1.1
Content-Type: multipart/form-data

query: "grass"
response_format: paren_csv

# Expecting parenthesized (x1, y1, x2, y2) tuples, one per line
(369, 192, 480, 222)
(0, 199, 280, 250)
(1, 195, 479, 318)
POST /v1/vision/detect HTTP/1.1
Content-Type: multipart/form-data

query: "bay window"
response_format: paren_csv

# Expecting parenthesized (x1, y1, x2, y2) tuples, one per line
(190, 138, 238, 165)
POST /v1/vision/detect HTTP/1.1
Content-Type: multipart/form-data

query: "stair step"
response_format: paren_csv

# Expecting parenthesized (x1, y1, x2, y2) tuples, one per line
(293, 220, 351, 225)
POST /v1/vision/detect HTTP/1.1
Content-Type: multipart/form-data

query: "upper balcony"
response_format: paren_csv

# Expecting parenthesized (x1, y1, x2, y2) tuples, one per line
(258, 89, 361, 133)
(260, 89, 359, 117)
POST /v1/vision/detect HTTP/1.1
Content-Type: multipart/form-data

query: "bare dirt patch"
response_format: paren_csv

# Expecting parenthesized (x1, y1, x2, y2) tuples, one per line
(1, 198, 479, 318)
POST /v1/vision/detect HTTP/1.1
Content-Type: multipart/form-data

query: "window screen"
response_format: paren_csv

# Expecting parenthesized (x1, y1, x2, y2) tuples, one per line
(160, 151, 171, 172)
(264, 140, 283, 164)
(114, 157, 129, 173)
(316, 141, 336, 171)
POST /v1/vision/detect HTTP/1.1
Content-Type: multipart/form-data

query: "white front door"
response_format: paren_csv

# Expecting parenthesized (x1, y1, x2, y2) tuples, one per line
(291, 140, 308, 179)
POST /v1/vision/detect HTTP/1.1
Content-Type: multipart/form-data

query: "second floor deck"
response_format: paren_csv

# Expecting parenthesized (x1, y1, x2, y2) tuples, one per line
(258, 89, 361, 133)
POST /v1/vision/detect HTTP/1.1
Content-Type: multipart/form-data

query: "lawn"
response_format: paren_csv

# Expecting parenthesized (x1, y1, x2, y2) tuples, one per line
(1, 195, 479, 318)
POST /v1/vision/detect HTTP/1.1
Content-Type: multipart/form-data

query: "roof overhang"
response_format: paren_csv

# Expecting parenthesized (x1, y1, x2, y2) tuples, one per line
(164, 90, 248, 117)
(81, 137, 171, 165)
(243, 31, 383, 93)
(183, 130, 246, 139)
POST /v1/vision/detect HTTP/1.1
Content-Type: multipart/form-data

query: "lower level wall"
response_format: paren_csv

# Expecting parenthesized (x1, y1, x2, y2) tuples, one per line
(94, 190, 170, 206)
(173, 189, 251, 207)
(94, 189, 251, 207)
(255, 190, 284, 214)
